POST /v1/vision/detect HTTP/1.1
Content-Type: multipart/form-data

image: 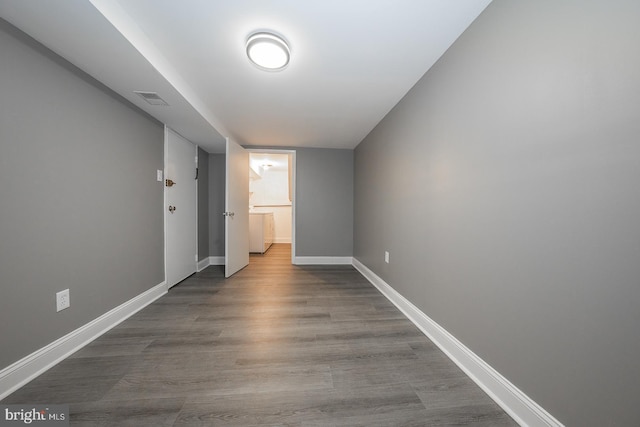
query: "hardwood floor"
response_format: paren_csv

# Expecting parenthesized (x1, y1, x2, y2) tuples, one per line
(2, 244, 518, 426)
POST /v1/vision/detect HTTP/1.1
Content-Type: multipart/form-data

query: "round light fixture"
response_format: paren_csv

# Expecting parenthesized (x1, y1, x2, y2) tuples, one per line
(246, 32, 290, 71)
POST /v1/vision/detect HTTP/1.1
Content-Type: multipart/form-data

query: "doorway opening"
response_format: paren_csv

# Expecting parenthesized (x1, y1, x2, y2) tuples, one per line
(248, 149, 296, 264)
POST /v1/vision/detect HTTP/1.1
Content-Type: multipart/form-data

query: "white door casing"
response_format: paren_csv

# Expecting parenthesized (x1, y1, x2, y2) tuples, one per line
(225, 137, 249, 277)
(165, 127, 197, 288)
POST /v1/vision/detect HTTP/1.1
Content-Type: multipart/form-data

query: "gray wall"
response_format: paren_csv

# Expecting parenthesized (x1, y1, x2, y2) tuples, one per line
(353, 1, 640, 425)
(208, 153, 226, 257)
(197, 147, 209, 261)
(0, 20, 164, 369)
(295, 148, 353, 257)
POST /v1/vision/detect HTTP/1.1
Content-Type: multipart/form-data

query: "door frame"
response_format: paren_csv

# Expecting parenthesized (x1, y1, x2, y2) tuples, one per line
(247, 148, 296, 264)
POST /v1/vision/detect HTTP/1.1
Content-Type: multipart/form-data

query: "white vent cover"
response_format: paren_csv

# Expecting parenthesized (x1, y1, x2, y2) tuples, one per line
(134, 91, 169, 106)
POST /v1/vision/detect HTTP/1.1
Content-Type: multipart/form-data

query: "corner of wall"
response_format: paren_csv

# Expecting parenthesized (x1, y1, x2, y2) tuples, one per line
(351, 258, 563, 427)
(0, 282, 167, 401)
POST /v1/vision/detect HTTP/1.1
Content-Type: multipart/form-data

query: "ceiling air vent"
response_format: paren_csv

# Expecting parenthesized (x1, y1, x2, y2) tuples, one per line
(134, 91, 169, 106)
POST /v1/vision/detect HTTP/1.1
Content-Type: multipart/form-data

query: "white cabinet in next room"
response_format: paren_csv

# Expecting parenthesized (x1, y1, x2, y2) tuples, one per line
(249, 212, 274, 253)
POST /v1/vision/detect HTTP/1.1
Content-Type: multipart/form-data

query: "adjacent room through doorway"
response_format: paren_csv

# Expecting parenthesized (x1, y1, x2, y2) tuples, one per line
(248, 150, 295, 262)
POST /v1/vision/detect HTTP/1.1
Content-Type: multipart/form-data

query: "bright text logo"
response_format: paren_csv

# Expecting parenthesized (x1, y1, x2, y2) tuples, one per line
(0, 405, 68, 427)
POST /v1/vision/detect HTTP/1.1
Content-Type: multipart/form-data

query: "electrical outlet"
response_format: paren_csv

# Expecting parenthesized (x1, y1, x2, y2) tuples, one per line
(385, 251, 390, 264)
(56, 289, 70, 312)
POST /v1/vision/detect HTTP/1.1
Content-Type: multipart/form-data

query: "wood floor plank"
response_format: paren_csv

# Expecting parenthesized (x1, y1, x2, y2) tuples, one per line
(101, 364, 334, 401)
(71, 398, 185, 427)
(174, 384, 427, 427)
(1, 244, 518, 426)
(2, 374, 125, 405)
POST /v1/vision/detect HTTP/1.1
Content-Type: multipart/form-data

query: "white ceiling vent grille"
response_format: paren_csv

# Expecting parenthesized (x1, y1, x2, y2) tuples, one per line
(134, 91, 169, 106)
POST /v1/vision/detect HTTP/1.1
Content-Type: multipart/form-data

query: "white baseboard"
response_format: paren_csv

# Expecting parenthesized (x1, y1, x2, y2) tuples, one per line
(197, 256, 225, 271)
(352, 258, 563, 427)
(197, 258, 209, 272)
(274, 238, 292, 244)
(293, 256, 353, 265)
(0, 281, 167, 401)
(208, 256, 224, 266)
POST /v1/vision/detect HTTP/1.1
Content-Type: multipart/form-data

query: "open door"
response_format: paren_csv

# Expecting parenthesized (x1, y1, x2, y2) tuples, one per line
(224, 137, 249, 277)
(165, 127, 197, 287)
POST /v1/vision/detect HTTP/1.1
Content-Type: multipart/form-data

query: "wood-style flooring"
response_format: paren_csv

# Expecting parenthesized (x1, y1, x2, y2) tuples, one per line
(2, 244, 518, 426)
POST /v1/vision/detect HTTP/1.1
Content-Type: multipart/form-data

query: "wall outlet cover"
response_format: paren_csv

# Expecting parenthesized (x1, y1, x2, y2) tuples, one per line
(56, 289, 70, 312)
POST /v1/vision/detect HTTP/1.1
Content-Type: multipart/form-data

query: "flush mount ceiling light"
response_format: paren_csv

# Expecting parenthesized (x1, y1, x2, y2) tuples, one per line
(246, 32, 290, 71)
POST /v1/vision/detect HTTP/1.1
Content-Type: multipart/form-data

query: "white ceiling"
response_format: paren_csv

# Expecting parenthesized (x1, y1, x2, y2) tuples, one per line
(0, 0, 491, 153)
(250, 153, 290, 172)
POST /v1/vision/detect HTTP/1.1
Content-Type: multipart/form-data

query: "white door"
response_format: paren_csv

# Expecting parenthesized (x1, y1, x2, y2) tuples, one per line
(225, 137, 249, 277)
(165, 127, 197, 287)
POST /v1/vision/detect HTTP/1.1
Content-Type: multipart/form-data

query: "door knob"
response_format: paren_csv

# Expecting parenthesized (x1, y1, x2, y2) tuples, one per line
(169, 205, 176, 213)
(165, 179, 176, 187)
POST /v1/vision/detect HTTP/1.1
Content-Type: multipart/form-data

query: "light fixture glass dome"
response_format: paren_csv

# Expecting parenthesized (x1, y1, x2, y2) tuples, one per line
(246, 32, 290, 71)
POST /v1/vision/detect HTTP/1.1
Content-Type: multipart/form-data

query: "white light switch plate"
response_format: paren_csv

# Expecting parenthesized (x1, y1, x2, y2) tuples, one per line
(157, 170, 163, 182)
